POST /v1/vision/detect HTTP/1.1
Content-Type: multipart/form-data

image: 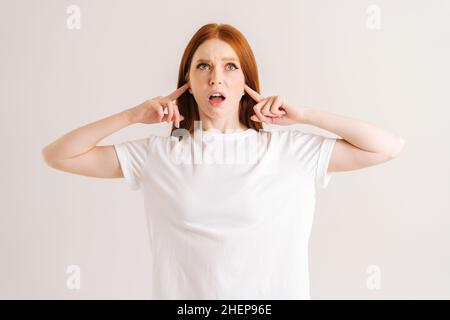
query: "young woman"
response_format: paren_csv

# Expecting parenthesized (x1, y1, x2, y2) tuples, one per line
(41, 23, 404, 299)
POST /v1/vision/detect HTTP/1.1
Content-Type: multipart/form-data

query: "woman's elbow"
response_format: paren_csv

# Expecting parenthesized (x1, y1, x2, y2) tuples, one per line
(41, 146, 57, 168)
(389, 137, 405, 159)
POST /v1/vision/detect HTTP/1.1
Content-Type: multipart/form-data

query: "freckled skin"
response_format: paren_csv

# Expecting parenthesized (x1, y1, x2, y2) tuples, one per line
(188, 39, 248, 132)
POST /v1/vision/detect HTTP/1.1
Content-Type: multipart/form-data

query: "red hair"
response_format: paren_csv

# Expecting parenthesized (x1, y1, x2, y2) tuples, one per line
(172, 23, 263, 135)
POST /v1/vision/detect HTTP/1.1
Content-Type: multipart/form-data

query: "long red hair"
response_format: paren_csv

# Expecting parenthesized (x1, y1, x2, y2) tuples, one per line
(172, 23, 263, 135)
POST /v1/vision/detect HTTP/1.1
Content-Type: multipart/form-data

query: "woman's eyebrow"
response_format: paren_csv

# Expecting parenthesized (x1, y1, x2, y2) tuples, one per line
(196, 57, 239, 63)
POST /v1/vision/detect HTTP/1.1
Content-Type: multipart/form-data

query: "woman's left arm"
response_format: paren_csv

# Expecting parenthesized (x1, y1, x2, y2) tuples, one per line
(300, 107, 405, 173)
(301, 107, 404, 158)
(244, 85, 405, 172)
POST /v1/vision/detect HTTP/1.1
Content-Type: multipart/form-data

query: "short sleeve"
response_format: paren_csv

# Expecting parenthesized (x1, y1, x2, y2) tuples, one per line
(113, 137, 151, 191)
(315, 136, 337, 189)
(287, 130, 337, 189)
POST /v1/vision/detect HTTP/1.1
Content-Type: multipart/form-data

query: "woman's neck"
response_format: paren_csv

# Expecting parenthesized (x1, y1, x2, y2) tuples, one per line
(200, 121, 249, 133)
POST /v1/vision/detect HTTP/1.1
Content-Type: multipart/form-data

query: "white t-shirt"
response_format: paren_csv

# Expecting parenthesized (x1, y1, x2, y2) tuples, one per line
(114, 127, 336, 299)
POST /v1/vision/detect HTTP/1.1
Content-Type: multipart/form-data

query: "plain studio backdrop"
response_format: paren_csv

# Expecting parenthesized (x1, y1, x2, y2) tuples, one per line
(0, 0, 449, 299)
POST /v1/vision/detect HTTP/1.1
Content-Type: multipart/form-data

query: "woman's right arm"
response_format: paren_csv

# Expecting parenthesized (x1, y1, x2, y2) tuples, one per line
(41, 83, 189, 179)
(41, 109, 134, 178)
(42, 82, 189, 178)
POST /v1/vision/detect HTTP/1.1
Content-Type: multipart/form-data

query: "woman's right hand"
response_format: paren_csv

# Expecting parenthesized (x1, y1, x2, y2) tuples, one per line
(125, 82, 190, 128)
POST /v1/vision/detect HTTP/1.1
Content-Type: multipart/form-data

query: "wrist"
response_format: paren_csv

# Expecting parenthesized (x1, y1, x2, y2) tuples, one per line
(297, 106, 313, 125)
(121, 109, 134, 125)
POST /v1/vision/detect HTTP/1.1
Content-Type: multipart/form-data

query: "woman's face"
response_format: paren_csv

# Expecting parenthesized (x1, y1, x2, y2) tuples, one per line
(188, 38, 245, 119)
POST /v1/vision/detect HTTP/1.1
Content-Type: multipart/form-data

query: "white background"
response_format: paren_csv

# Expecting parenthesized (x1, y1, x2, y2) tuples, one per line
(1, 0, 449, 299)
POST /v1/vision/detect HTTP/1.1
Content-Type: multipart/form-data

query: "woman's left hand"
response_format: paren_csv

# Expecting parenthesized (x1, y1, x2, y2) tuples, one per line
(245, 84, 308, 126)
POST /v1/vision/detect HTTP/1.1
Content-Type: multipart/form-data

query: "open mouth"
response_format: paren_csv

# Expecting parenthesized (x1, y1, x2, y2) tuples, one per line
(208, 93, 226, 105)
(209, 95, 225, 102)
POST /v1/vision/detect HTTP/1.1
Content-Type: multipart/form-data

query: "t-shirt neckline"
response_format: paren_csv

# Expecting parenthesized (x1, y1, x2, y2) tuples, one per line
(198, 128, 257, 140)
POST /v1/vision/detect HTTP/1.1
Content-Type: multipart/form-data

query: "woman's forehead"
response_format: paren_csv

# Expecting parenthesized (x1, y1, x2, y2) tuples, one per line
(193, 39, 239, 61)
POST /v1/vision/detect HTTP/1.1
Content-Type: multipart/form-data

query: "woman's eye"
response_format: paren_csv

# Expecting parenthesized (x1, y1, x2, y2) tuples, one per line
(196, 63, 238, 71)
(226, 63, 238, 71)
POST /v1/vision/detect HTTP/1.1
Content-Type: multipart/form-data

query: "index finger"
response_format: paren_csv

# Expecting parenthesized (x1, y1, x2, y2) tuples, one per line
(166, 82, 190, 102)
(244, 84, 264, 102)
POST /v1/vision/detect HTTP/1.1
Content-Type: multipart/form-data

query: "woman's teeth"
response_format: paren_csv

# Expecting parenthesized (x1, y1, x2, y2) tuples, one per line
(209, 96, 226, 105)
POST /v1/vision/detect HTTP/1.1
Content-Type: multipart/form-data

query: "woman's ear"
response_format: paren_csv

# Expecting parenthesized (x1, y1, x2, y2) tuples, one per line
(186, 75, 192, 94)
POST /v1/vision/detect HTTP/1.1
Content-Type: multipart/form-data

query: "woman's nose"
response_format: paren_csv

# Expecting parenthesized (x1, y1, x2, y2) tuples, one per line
(209, 70, 223, 86)
(209, 79, 222, 86)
